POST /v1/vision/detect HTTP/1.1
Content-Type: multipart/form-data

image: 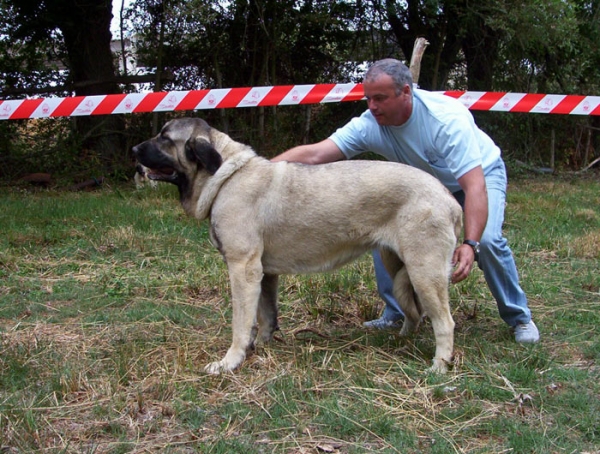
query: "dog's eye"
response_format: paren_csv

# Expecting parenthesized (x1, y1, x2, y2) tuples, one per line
(158, 135, 175, 146)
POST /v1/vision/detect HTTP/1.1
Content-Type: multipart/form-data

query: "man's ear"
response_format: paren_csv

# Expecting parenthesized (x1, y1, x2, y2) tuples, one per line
(185, 138, 223, 175)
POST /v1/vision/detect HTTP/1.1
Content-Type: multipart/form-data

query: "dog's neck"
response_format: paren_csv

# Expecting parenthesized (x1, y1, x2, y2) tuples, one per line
(193, 144, 255, 221)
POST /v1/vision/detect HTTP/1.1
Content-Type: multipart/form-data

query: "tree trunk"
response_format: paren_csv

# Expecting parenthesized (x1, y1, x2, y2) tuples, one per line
(462, 30, 498, 91)
(58, 0, 124, 174)
(384, 0, 462, 90)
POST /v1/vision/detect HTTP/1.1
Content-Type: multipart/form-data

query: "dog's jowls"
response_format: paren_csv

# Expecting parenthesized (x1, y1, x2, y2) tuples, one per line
(133, 117, 463, 374)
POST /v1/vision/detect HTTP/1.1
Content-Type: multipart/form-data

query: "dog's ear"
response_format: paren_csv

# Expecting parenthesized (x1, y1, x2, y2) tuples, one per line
(185, 138, 223, 175)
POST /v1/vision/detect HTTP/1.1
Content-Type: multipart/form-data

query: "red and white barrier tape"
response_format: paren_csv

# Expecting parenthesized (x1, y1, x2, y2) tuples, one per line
(444, 91, 600, 116)
(1, 84, 599, 120)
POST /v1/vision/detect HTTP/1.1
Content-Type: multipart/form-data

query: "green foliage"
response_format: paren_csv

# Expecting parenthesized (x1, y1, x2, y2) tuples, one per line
(0, 0, 68, 96)
(130, 0, 364, 89)
(1, 0, 599, 178)
(475, 111, 593, 170)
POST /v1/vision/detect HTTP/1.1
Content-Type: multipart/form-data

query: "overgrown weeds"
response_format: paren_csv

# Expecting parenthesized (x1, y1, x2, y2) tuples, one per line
(1, 175, 599, 453)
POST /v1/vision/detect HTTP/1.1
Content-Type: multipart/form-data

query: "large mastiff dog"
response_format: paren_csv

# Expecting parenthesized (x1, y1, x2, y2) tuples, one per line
(133, 118, 463, 374)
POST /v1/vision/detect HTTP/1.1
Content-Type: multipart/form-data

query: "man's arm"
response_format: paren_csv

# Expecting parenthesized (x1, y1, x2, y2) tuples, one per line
(452, 165, 488, 283)
(271, 138, 345, 164)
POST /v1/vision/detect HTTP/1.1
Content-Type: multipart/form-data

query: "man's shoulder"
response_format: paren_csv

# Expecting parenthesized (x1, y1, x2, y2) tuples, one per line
(414, 88, 453, 101)
(355, 109, 379, 125)
(330, 110, 372, 141)
(337, 110, 380, 135)
(414, 89, 473, 128)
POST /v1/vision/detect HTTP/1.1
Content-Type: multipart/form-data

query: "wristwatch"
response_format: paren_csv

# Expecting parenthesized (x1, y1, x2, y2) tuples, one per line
(463, 239, 480, 261)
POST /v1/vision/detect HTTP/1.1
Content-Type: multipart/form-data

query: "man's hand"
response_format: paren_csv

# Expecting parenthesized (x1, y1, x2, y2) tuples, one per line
(451, 244, 476, 283)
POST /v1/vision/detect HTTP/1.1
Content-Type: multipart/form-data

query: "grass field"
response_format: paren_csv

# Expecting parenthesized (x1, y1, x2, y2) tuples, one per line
(1, 174, 599, 453)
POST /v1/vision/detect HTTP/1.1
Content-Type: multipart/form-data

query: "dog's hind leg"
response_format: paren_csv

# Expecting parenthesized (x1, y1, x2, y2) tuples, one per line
(257, 274, 279, 343)
(393, 267, 422, 336)
(379, 249, 421, 335)
(204, 258, 263, 374)
(406, 264, 455, 374)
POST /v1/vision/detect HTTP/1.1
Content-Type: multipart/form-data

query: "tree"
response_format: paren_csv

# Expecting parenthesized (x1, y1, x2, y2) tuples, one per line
(573, 0, 600, 163)
(372, 0, 463, 90)
(4, 0, 125, 174)
(129, 0, 366, 146)
(1, 0, 597, 176)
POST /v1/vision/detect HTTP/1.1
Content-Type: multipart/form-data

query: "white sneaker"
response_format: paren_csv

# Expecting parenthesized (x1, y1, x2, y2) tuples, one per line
(363, 317, 401, 330)
(515, 321, 540, 343)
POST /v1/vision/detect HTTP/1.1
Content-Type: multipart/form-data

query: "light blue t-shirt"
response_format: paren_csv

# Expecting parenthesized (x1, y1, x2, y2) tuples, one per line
(329, 89, 501, 193)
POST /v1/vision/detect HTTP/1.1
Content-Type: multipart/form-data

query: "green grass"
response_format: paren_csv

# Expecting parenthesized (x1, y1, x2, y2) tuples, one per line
(1, 174, 599, 453)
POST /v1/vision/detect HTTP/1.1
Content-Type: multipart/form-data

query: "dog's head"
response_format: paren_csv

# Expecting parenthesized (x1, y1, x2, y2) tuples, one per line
(132, 118, 223, 198)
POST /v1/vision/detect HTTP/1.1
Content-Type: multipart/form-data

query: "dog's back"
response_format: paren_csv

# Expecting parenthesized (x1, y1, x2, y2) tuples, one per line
(212, 158, 462, 276)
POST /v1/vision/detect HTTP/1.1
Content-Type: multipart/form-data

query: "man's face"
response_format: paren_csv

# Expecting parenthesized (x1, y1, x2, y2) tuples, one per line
(363, 74, 412, 126)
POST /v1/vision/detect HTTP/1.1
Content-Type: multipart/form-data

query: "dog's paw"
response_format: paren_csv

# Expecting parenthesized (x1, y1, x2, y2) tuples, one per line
(204, 361, 228, 375)
(427, 357, 450, 374)
(204, 350, 246, 375)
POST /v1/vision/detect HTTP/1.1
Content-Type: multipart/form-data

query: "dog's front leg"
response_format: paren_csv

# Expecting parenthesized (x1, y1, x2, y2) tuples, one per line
(204, 259, 263, 374)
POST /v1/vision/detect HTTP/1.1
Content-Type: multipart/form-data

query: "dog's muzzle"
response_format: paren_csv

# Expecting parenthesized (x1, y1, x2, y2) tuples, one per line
(132, 145, 178, 182)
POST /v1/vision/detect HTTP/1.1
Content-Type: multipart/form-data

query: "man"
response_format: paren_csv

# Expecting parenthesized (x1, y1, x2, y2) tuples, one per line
(272, 58, 539, 344)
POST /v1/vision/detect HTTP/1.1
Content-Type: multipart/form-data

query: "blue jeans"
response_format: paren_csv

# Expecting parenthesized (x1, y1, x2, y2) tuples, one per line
(373, 158, 531, 327)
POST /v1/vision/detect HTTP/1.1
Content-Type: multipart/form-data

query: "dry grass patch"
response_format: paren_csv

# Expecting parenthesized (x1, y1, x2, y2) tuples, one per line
(571, 229, 600, 258)
(1, 307, 550, 453)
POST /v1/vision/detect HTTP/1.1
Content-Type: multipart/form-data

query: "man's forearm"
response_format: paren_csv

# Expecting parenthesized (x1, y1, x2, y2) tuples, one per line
(271, 139, 345, 164)
(457, 166, 488, 242)
(463, 192, 488, 242)
(271, 145, 313, 163)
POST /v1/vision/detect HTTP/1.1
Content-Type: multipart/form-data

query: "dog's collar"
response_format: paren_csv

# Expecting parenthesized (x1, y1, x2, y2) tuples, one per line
(194, 147, 255, 220)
